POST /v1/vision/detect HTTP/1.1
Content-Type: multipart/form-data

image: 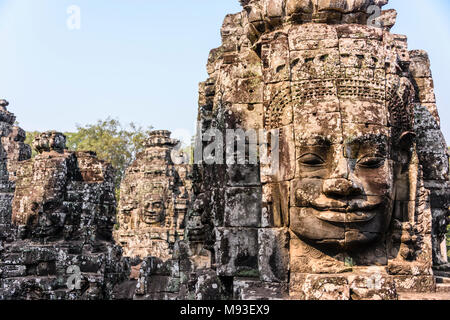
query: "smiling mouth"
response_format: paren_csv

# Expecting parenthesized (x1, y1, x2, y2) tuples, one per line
(311, 203, 381, 223)
(144, 212, 159, 220)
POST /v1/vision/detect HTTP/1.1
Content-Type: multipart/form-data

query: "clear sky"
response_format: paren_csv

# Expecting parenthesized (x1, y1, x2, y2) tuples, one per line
(0, 0, 448, 145)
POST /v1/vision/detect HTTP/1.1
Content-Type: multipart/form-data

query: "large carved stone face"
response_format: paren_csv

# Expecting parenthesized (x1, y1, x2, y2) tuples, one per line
(289, 99, 398, 249)
(142, 194, 165, 226)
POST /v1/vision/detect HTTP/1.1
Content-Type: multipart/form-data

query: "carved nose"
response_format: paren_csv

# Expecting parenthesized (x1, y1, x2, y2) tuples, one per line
(323, 178, 362, 198)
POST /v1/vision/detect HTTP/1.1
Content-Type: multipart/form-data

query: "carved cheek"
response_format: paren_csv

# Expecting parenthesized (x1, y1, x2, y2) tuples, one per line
(354, 161, 394, 197)
(292, 178, 323, 207)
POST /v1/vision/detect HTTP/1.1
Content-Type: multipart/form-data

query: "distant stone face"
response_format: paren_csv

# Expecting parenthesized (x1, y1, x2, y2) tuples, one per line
(0, 131, 126, 300)
(12, 132, 116, 242)
(114, 130, 192, 260)
(32, 131, 66, 154)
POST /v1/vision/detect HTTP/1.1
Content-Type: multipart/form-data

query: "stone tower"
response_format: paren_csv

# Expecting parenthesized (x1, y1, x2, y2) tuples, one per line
(190, 0, 449, 299)
(1, 131, 126, 300)
(0, 100, 31, 243)
(114, 130, 192, 260)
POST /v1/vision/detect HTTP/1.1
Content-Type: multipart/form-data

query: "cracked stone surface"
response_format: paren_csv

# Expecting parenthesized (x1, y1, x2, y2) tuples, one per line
(0, 0, 449, 301)
(0, 100, 31, 244)
(114, 130, 192, 260)
(1, 131, 128, 300)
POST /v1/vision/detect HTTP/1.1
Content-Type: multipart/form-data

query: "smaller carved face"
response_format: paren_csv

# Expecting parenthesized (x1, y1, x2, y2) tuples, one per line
(142, 195, 165, 226)
(32, 201, 66, 239)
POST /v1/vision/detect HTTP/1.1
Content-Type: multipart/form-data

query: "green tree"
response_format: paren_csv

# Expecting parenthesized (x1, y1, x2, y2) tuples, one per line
(24, 131, 41, 158)
(66, 118, 152, 185)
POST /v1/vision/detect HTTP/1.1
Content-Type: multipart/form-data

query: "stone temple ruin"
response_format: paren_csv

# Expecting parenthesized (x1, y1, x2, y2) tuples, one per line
(0, 0, 449, 300)
(1, 129, 127, 299)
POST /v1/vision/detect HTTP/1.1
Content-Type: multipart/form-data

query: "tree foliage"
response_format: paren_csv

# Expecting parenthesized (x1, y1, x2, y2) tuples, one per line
(25, 118, 153, 189)
(24, 131, 41, 158)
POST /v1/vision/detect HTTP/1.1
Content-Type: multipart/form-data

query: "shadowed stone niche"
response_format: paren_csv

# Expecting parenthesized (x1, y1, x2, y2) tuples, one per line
(0, 131, 127, 300)
(114, 130, 192, 261)
(191, 0, 449, 300)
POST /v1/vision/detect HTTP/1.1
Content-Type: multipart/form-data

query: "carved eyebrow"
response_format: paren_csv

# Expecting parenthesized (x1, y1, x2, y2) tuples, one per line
(346, 134, 388, 145)
(301, 135, 332, 146)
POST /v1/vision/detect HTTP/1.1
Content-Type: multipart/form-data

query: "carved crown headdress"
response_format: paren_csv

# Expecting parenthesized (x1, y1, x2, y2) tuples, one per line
(263, 24, 416, 139)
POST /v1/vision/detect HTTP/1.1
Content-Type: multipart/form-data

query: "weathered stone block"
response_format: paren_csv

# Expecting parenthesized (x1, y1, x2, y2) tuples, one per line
(226, 164, 260, 187)
(224, 187, 262, 227)
(409, 50, 432, 78)
(415, 77, 436, 103)
(290, 48, 341, 80)
(263, 82, 293, 128)
(261, 125, 295, 183)
(393, 275, 436, 293)
(261, 182, 289, 227)
(418, 152, 448, 181)
(233, 278, 288, 300)
(290, 234, 348, 274)
(348, 273, 397, 300)
(194, 270, 224, 300)
(261, 32, 290, 83)
(215, 228, 259, 277)
(258, 228, 289, 282)
(290, 273, 350, 300)
(1, 265, 26, 278)
(224, 103, 264, 131)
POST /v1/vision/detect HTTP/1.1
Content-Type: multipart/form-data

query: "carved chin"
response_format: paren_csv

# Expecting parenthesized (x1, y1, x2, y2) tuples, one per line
(289, 206, 391, 250)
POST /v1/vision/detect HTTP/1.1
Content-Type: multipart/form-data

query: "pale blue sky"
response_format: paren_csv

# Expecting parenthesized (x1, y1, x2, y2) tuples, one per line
(0, 0, 448, 144)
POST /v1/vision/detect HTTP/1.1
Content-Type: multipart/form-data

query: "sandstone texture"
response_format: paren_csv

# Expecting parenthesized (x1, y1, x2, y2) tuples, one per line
(114, 130, 192, 260)
(1, 131, 127, 299)
(0, 0, 448, 301)
(190, 0, 449, 300)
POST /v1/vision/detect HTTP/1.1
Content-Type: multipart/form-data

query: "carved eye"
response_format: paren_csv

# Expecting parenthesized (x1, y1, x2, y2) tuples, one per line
(357, 157, 385, 168)
(299, 153, 324, 166)
(153, 202, 162, 208)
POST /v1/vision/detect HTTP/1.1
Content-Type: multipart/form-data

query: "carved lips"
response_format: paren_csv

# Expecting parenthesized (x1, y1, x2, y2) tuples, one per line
(311, 205, 380, 223)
